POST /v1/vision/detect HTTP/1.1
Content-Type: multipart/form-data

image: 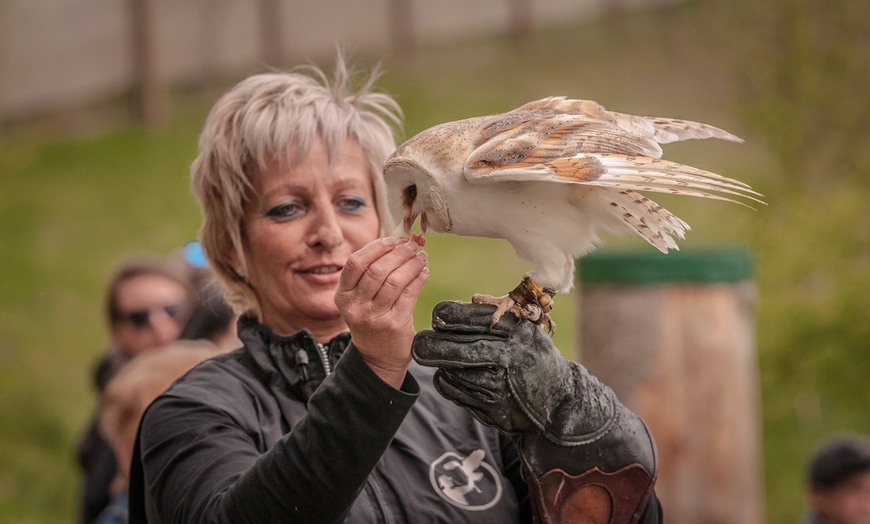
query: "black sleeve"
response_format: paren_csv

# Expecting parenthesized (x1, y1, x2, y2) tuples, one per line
(498, 434, 532, 522)
(132, 345, 419, 524)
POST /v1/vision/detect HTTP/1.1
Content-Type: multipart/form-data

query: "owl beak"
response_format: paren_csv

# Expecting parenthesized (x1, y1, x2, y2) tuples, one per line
(403, 211, 428, 236)
(403, 212, 418, 237)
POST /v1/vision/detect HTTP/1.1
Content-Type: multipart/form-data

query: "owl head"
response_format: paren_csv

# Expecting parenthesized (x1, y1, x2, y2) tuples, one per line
(383, 156, 452, 238)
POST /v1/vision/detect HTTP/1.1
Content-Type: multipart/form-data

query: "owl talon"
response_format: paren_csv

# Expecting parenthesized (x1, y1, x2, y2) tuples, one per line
(471, 276, 557, 335)
(541, 313, 556, 335)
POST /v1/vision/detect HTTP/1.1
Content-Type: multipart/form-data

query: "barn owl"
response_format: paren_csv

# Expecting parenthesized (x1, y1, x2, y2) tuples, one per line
(383, 97, 761, 332)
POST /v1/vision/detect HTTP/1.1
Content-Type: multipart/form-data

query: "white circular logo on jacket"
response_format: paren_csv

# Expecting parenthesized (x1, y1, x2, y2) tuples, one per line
(429, 449, 503, 511)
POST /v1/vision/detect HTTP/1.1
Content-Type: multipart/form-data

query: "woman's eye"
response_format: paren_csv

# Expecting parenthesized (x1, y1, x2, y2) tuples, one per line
(339, 197, 366, 212)
(266, 203, 302, 218)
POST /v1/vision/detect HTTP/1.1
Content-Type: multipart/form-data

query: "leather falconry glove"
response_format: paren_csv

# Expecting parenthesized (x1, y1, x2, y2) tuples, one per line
(412, 301, 658, 524)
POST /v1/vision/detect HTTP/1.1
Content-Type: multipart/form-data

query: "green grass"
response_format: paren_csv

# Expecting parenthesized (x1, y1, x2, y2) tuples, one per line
(0, 109, 207, 523)
(3, 1, 869, 521)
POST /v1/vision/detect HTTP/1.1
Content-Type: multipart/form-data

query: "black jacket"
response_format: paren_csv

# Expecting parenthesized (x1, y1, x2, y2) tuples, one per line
(129, 316, 529, 523)
(129, 316, 661, 523)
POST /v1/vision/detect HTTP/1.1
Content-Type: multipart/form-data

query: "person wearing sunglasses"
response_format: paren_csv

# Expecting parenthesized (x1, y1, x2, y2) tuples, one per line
(78, 257, 195, 524)
(106, 259, 194, 360)
(129, 56, 660, 523)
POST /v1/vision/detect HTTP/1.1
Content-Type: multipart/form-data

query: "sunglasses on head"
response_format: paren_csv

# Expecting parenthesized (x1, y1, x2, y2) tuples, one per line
(116, 302, 187, 328)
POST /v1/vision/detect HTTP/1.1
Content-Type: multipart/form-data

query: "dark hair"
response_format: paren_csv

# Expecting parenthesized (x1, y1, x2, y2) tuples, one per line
(178, 282, 236, 343)
(809, 434, 870, 488)
(105, 256, 194, 327)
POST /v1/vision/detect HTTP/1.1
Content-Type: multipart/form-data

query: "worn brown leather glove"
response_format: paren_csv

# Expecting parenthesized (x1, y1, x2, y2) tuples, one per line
(412, 301, 658, 524)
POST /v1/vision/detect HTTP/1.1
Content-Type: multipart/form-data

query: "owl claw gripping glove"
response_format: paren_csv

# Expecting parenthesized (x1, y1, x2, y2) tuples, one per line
(412, 301, 658, 524)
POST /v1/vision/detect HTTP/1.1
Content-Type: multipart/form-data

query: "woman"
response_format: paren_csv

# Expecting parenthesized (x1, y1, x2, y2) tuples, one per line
(130, 58, 660, 523)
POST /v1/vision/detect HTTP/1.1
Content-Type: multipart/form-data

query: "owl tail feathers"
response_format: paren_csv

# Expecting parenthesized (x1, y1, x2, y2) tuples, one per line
(606, 189, 690, 254)
(577, 154, 763, 252)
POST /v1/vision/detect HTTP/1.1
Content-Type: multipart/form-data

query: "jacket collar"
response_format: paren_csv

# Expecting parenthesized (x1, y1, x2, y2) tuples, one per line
(237, 315, 351, 402)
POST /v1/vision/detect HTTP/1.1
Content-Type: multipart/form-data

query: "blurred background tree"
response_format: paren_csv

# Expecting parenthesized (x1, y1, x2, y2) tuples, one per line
(1, 0, 868, 522)
(717, 0, 870, 514)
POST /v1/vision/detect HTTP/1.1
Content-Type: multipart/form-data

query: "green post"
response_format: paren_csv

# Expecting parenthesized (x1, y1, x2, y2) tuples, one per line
(577, 247, 764, 524)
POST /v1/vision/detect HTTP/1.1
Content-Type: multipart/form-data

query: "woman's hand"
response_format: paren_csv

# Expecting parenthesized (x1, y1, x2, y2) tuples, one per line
(335, 236, 429, 388)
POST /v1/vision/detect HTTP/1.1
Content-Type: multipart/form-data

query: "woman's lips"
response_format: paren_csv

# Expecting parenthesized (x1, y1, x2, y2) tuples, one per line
(298, 265, 343, 284)
(304, 265, 342, 275)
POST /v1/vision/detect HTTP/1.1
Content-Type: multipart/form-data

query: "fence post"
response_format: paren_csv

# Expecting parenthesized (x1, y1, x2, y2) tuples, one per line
(258, 0, 284, 67)
(508, 0, 532, 41)
(576, 248, 764, 524)
(388, 0, 414, 60)
(129, 0, 169, 128)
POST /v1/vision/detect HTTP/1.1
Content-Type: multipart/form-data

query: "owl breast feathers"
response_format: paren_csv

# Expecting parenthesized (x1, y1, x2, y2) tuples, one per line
(383, 96, 762, 302)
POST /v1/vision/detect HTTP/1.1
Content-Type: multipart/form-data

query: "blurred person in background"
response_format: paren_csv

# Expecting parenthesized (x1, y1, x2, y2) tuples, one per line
(94, 340, 222, 524)
(129, 55, 661, 523)
(80, 248, 241, 522)
(174, 241, 241, 351)
(178, 282, 240, 350)
(100, 257, 195, 374)
(77, 256, 195, 523)
(805, 434, 870, 524)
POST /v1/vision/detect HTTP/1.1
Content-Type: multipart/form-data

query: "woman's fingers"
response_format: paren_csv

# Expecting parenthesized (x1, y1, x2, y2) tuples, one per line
(371, 250, 428, 310)
(339, 236, 398, 292)
(345, 238, 422, 302)
(391, 263, 429, 316)
(338, 237, 430, 388)
(336, 236, 428, 318)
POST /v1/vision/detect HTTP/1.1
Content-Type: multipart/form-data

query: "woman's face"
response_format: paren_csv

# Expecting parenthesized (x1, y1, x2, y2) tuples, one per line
(240, 136, 381, 335)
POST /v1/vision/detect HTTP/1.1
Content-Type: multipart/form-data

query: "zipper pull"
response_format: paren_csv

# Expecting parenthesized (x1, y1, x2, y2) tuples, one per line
(294, 348, 310, 381)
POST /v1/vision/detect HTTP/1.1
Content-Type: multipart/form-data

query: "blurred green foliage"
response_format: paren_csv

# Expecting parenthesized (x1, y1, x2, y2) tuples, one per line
(1, 1, 868, 522)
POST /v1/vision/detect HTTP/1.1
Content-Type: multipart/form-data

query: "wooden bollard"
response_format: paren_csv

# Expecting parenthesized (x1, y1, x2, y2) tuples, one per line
(576, 249, 764, 524)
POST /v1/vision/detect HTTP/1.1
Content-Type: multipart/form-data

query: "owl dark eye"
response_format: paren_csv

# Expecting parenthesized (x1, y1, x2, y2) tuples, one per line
(402, 184, 418, 208)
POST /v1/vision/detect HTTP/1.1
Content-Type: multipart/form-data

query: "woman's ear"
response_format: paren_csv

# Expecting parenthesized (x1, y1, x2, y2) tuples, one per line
(224, 248, 239, 271)
(223, 246, 247, 281)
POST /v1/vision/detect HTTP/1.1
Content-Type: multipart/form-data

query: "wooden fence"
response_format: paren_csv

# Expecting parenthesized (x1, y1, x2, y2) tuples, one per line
(0, 0, 679, 128)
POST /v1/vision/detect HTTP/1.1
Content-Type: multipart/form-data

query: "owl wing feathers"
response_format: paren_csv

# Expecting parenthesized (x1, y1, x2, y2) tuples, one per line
(642, 116, 744, 144)
(454, 99, 759, 253)
(606, 189, 688, 252)
(587, 154, 763, 205)
(467, 152, 762, 207)
(465, 99, 761, 207)
(387, 96, 757, 259)
(506, 96, 744, 146)
(475, 111, 663, 160)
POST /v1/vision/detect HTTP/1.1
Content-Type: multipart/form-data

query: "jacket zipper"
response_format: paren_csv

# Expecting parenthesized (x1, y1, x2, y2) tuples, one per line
(316, 342, 332, 376)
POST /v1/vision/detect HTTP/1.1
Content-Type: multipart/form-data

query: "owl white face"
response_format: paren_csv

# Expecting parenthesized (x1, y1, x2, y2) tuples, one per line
(383, 158, 452, 244)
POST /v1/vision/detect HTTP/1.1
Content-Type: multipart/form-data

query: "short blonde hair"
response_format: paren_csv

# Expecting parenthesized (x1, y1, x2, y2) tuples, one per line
(191, 56, 402, 316)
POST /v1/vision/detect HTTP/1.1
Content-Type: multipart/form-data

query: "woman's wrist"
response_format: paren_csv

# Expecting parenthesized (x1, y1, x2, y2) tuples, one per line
(357, 351, 411, 389)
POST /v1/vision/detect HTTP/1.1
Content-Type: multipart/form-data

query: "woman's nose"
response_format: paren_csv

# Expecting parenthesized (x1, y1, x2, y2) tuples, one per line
(306, 206, 343, 249)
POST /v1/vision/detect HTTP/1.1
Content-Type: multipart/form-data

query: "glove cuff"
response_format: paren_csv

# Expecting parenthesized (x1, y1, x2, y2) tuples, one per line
(527, 463, 656, 524)
(517, 363, 658, 523)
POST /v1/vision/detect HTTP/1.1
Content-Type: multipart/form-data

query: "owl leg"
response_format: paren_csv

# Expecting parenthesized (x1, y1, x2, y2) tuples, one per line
(472, 276, 557, 335)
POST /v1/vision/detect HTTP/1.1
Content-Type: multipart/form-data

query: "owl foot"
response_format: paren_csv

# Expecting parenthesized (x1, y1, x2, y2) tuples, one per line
(471, 276, 557, 335)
